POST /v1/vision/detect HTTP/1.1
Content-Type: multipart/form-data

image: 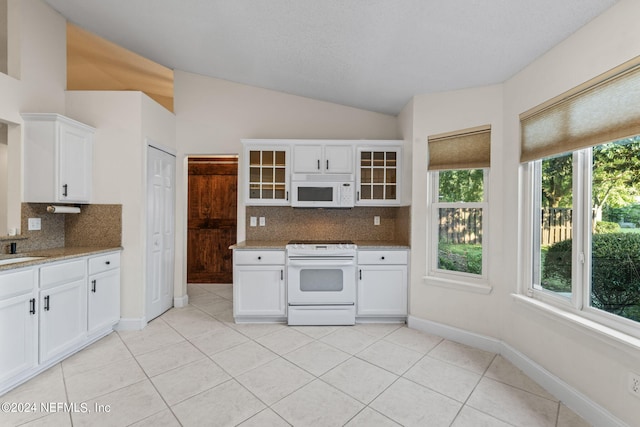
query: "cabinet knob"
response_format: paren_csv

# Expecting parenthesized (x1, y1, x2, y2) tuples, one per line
(258, 256, 262, 260)
(105, 261, 111, 265)
(381, 256, 385, 260)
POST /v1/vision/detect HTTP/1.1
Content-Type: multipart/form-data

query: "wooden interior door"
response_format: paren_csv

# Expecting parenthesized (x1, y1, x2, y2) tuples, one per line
(187, 157, 238, 283)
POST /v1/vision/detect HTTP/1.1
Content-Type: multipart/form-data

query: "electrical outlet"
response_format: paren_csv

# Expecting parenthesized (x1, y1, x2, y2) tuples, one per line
(629, 372, 640, 398)
(259, 217, 266, 226)
(249, 217, 257, 227)
(374, 216, 380, 226)
(28, 218, 41, 231)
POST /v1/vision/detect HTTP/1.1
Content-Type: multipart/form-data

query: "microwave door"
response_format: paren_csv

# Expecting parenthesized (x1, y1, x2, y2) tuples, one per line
(293, 183, 338, 207)
(297, 186, 334, 202)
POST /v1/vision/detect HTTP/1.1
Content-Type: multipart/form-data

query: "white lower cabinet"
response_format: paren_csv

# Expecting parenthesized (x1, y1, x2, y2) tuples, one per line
(233, 250, 286, 322)
(0, 268, 38, 385)
(88, 252, 121, 336)
(0, 251, 121, 395)
(39, 277, 87, 364)
(357, 250, 408, 320)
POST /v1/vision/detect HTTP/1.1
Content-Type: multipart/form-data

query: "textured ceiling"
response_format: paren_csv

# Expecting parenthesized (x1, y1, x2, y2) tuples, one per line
(44, 0, 619, 115)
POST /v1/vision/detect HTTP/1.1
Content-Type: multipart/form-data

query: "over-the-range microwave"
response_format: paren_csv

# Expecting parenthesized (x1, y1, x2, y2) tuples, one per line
(291, 175, 355, 208)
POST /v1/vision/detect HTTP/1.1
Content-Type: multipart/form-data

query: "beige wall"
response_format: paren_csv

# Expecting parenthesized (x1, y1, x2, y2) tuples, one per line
(0, 0, 67, 237)
(173, 71, 400, 298)
(500, 0, 640, 423)
(66, 91, 177, 321)
(65, 91, 145, 319)
(408, 84, 504, 338)
(405, 1, 640, 424)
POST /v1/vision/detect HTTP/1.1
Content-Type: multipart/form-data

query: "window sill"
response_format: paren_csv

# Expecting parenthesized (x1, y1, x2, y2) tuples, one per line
(423, 275, 492, 294)
(511, 293, 640, 356)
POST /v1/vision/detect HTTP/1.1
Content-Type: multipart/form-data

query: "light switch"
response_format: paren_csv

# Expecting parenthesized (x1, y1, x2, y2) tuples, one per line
(259, 217, 266, 226)
(28, 218, 41, 231)
(250, 216, 257, 227)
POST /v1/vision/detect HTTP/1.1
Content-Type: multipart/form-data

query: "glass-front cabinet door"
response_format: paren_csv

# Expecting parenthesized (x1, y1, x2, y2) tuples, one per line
(244, 143, 290, 205)
(356, 146, 402, 205)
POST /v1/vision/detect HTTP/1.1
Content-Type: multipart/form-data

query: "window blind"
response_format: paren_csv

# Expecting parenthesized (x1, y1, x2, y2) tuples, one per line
(428, 125, 491, 170)
(520, 56, 640, 162)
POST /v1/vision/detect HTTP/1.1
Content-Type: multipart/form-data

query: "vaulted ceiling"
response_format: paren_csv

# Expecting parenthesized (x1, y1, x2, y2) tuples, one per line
(45, 0, 619, 115)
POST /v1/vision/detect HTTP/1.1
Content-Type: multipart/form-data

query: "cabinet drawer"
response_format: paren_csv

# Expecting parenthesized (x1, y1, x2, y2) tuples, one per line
(358, 250, 408, 265)
(235, 250, 285, 265)
(0, 268, 37, 299)
(89, 252, 121, 275)
(40, 259, 86, 289)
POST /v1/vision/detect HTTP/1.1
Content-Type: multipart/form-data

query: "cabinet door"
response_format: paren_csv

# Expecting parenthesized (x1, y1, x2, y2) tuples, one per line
(357, 265, 407, 316)
(0, 293, 37, 383)
(39, 279, 87, 363)
(88, 269, 120, 335)
(293, 145, 322, 174)
(246, 147, 290, 205)
(325, 145, 353, 174)
(58, 121, 93, 202)
(234, 266, 286, 317)
(356, 148, 400, 205)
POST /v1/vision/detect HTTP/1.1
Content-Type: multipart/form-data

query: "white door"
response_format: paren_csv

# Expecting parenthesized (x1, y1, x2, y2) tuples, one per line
(146, 146, 175, 321)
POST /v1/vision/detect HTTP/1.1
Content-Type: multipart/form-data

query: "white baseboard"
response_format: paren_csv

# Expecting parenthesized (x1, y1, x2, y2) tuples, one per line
(174, 294, 189, 308)
(115, 317, 147, 331)
(407, 315, 627, 427)
(408, 315, 502, 353)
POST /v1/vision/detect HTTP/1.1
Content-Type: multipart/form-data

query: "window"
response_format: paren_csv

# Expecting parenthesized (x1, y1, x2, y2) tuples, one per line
(529, 138, 640, 332)
(427, 125, 490, 283)
(431, 168, 488, 277)
(521, 58, 640, 336)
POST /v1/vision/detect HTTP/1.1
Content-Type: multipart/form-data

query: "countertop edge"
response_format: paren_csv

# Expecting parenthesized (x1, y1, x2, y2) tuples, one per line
(231, 241, 410, 250)
(0, 247, 123, 271)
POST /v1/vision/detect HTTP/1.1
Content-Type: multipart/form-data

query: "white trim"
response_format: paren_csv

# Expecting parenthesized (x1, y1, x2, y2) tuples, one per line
(408, 315, 628, 427)
(174, 294, 189, 308)
(408, 315, 501, 353)
(115, 317, 147, 331)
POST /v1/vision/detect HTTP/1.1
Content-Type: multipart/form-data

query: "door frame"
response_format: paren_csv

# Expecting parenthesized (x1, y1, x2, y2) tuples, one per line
(185, 154, 239, 284)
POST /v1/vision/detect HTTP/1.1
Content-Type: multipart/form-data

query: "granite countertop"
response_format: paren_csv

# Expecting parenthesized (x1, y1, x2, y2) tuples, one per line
(231, 240, 410, 250)
(0, 246, 123, 271)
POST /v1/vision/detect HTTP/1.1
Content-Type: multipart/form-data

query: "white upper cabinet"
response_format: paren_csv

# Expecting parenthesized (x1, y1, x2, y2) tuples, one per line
(242, 140, 291, 206)
(22, 113, 95, 203)
(356, 142, 402, 206)
(293, 143, 353, 175)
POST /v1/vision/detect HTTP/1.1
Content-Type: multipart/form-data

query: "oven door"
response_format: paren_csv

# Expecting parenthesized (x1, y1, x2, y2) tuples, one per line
(287, 257, 356, 305)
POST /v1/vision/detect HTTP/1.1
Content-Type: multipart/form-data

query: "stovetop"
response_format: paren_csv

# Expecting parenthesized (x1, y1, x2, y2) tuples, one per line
(286, 239, 357, 254)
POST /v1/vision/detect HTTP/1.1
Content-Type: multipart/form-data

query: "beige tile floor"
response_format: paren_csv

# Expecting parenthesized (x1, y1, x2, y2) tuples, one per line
(0, 283, 592, 427)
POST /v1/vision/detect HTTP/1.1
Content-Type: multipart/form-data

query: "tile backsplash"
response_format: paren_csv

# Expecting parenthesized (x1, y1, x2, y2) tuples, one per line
(17, 203, 122, 252)
(246, 206, 410, 243)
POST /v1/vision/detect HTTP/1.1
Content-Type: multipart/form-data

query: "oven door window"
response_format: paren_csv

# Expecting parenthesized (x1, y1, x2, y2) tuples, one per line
(297, 186, 334, 202)
(300, 269, 343, 292)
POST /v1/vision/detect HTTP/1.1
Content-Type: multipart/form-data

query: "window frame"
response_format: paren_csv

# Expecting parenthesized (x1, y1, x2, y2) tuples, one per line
(521, 147, 640, 339)
(427, 168, 490, 286)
